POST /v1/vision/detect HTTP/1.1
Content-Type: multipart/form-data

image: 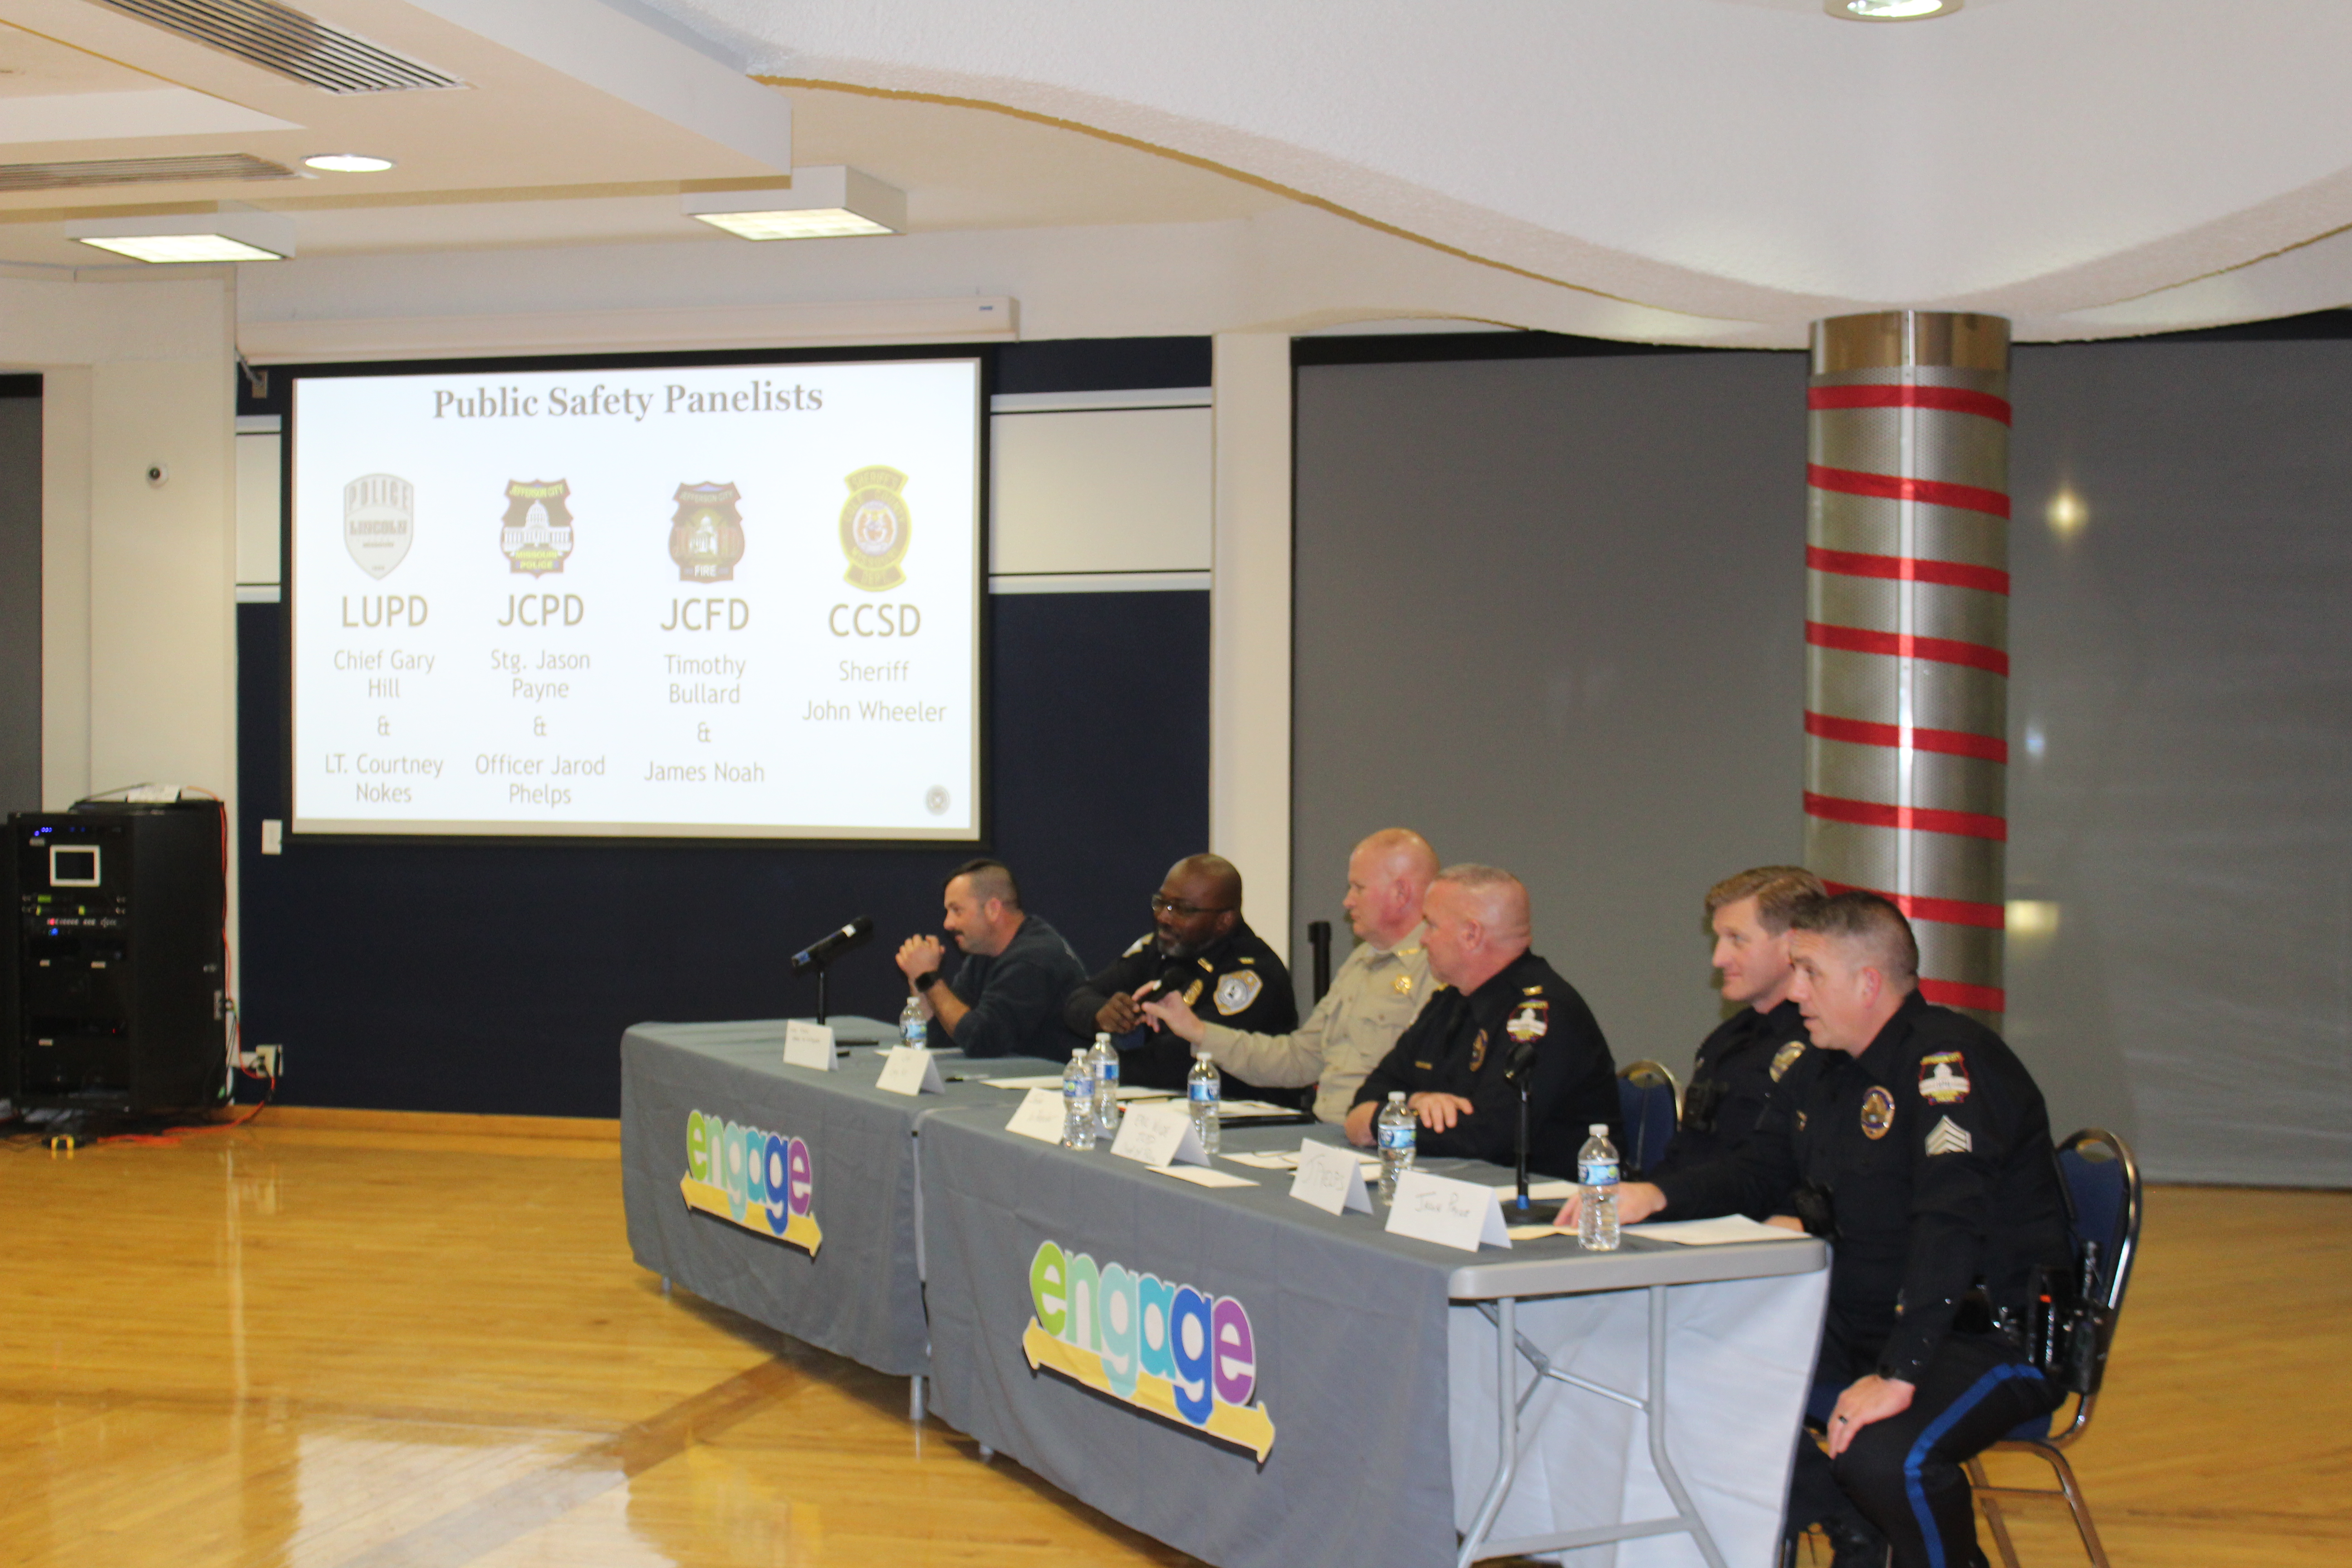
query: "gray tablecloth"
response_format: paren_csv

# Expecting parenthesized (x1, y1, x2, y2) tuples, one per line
(619, 1017, 1057, 1376)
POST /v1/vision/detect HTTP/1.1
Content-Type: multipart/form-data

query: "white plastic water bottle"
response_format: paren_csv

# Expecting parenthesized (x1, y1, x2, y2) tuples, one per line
(1186, 1046, 1221, 1156)
(1088, 1032, 1121, 1138)
(899, 995, 927, 1052)
(1376, 1091, 1417, 1205)
(1578, 1122, 1621, 1251)
(1061, 1049, 1095, 1150)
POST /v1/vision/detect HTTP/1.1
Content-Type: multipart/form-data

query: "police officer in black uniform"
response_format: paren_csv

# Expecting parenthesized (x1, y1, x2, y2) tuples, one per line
(1643, 866, 1822, 1191)
(1347, 864, 1617, 1176)
(1061, 853, 1298, 1093)
(1574, 892, 2072, 1568)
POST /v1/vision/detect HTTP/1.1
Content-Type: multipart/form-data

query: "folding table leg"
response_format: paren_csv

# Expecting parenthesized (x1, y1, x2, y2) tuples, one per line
(1455, 1295, 1524, 1568)
(1644, 1284, 1729, 1568)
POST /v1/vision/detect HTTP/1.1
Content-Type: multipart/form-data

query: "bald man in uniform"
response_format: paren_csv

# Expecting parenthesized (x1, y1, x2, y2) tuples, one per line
(1061, 853, 1297, 1093)
(1348, 864, 1617, 1176)
(1142, 828, 1437, 1122)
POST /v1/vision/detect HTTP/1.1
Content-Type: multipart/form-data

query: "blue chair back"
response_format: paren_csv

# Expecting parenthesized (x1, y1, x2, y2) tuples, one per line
(1615, 1060, 1680, 1175)
(2003, 1127, 2141, 1443)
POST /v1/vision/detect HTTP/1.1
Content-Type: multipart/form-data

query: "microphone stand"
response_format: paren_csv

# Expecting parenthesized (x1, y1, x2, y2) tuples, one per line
(1504, 1039, 1538, 1213)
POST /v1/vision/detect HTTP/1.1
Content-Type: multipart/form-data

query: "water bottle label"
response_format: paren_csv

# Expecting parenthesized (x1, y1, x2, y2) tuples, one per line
(1377, 1124, 1415, 1152)
(1188, 1080, 1215, 1103)
(1097, 1059, 1118, 1086)
(1578, 1158, 1618, 1187)
(1066, 1079, 1089, 1101)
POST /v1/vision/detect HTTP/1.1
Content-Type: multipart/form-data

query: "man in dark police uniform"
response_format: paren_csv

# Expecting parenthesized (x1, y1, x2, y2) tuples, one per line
(1346, 863, 1617, 1176)
(896, 858, 1087, 1060)
(1060, 853, 1297, 1091)
(1566, 891, 2071, 1568)
(1642, 865, 1823, 1190)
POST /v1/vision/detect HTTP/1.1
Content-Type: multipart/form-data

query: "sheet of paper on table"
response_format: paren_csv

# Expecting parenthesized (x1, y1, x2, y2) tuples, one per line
(1505, 1223, 1576, 1242)
(1217, 1100, 1302, 1118)
(1626, 1215, 1813, 1245)
(1490, 1178, 1577, 1202)
(1151, 1164, 1258, 1188)
(980, 1075, 1164, 1101)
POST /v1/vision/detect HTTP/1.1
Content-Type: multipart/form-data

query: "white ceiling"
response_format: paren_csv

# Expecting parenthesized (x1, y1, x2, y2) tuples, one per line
(5, 0, 2351, 345)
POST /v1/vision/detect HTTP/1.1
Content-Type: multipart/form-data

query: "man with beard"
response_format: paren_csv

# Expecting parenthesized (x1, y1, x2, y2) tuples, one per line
(1060, 853, 1298, 1093)
(894, 858, 1088, 1060)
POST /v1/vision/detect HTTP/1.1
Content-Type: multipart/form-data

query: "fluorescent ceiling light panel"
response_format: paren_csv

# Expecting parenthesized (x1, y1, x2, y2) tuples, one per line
(304, 153, 395, 172)
(683, 166, 906, 240)
(1832, 0, 1956, 17)
(66, 204, 296, 262)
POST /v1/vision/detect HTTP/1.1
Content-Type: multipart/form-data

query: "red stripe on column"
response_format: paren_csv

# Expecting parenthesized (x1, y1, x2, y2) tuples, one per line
(1808, 463, 2011, 520)
(1823, 881, 2008, 930)
(1804, 710, 2009, 764)
(1804, 792, 2008, 842)
(1919, 978, 2008, 1012)
(1807, 384, 2013, 425)
(1807, 545, 2010, 596)
(1806, 621, 2010, 676)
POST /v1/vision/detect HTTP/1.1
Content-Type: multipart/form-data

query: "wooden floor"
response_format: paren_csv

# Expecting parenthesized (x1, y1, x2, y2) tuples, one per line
(1, 1112, 2343, 1568)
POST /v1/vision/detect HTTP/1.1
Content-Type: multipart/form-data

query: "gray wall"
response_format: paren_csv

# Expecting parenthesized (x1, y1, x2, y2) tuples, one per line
(1294, 338, 2352, 1187)
(0, 388, 37, 816)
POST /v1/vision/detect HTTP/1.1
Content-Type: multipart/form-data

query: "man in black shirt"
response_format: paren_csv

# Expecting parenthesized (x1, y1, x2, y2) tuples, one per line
(895, 858, 1087, 1060)
(1347, 864, 1616, 1176)
(1060, 853, 1297, 1091)
(1563, 892, 2071, 1568)
(1642, 866, 1822, 1190)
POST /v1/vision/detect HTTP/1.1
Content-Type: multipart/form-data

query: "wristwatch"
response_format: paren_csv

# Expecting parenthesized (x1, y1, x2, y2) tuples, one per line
(913, 970, 941, 993)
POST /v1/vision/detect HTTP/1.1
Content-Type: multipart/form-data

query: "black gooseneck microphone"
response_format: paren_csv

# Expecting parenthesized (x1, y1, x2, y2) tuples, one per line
(1503, 1037, 1540, 1212)
(789, 916, 874, 1023)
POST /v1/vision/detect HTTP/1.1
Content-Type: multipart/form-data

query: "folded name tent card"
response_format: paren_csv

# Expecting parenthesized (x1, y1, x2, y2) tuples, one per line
(1288, 1139, 1373, 1216)
(1384, 1168, 1512, 1251)
(1108, 1101, 1209, 1168)
(1005, 1088, 1067, 1144)
(782, 1020, 836, 1071)
(874, 1046, 946, 1097)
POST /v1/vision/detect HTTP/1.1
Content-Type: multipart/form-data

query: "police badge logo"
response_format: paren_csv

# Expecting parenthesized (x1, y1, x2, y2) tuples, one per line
(1214, 970, 1263, 1016)
(344, 473, 413, 579)
(1917, 1051, 1972, 1105)
(839, 465, 911, 591)
(1860, 1086, 1896, 1140)
(1469, 1029, 1489, 1073)
(499, 479, 574, 577)
(1769, 1041, 1808, 1083)
(670, 482, 746, 583)
(1504, 1002, 1548, 1043)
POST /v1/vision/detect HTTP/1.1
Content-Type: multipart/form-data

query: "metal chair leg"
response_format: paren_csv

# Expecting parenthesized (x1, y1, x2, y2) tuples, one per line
(1966, 1457, 2020, 1568)
(2041, 1448, 2111, 1568)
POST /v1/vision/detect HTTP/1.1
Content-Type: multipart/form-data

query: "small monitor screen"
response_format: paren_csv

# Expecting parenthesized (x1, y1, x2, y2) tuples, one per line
(49, 846, 101, 887)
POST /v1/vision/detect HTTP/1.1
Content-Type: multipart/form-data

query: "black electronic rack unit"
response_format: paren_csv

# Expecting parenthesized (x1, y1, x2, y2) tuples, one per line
(7, 800, 226, 1113)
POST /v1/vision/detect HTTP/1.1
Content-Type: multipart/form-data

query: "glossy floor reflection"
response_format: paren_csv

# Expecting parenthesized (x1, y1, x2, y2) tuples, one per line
(3, 1113, 2344, 1567)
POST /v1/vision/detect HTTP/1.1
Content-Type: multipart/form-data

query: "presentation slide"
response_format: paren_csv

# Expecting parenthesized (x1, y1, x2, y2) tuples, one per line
(289, 358, 981, 839)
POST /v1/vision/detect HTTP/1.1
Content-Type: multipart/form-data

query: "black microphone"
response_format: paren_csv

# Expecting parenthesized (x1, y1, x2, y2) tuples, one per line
(1503, 1037, 1539, 1083)
(789, 916, 873, 975)
(1503, 1037, 1539, 1211)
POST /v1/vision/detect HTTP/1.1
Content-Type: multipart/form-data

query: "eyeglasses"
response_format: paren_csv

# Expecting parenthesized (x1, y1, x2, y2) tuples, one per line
(1150, 893, 1233, 919)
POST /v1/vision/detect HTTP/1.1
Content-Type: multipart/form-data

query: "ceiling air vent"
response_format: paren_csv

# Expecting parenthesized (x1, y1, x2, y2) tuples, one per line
(93, 0, 467, 94)
(0, 152, 297, 191)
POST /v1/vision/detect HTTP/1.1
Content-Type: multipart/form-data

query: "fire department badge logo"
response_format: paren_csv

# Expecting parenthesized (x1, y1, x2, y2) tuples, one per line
(1860, 1086, 1896, 1140)
(1917, 1051, 1971, 1105)
(344, 473, 413, 579)
(838, 465, 911, 591)
(499, 479, 574, 577)
(1769, 1041, 1808, 1083)
(670, 482, 745, 583)
(1504, 1001, 1548, 1043)
(1214, 971, 1263, 1016)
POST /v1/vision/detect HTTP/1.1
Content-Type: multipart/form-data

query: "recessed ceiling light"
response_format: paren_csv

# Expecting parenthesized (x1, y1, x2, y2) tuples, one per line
(65, 204, 295, 264)
(74, 233, 285, 263)
(1831, 0, 1959, 18)
(304, 153, 395, 173)
(683, 166, 906, 241)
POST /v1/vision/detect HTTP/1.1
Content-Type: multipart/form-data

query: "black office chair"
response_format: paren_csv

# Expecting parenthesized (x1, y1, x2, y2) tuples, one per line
(1614, 1059, 1680, 1175)
(1966, 1127, 2142, 1568)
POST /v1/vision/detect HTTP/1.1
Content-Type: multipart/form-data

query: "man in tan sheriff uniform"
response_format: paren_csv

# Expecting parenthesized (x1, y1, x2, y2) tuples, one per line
(1142, 828, 1438, 1123)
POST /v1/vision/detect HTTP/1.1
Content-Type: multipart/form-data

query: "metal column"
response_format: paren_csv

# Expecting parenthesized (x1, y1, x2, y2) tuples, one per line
(1804, 310, 2012, 1024)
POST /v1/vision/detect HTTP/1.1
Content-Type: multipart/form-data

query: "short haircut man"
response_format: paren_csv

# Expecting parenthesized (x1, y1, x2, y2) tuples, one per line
(894, 858, 1086, 1059)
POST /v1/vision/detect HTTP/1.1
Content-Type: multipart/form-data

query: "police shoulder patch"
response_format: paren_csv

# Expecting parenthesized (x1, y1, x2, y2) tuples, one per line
(1122, 935, 1151, 957)
(1918, 1051, 1971, 1105)
(1769, 1041, 1808, 1083)
(1925, 1115, 1974, 1156)
(1504, 1001, 1549, 1043)
(1214, 970, 1264, 1016)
